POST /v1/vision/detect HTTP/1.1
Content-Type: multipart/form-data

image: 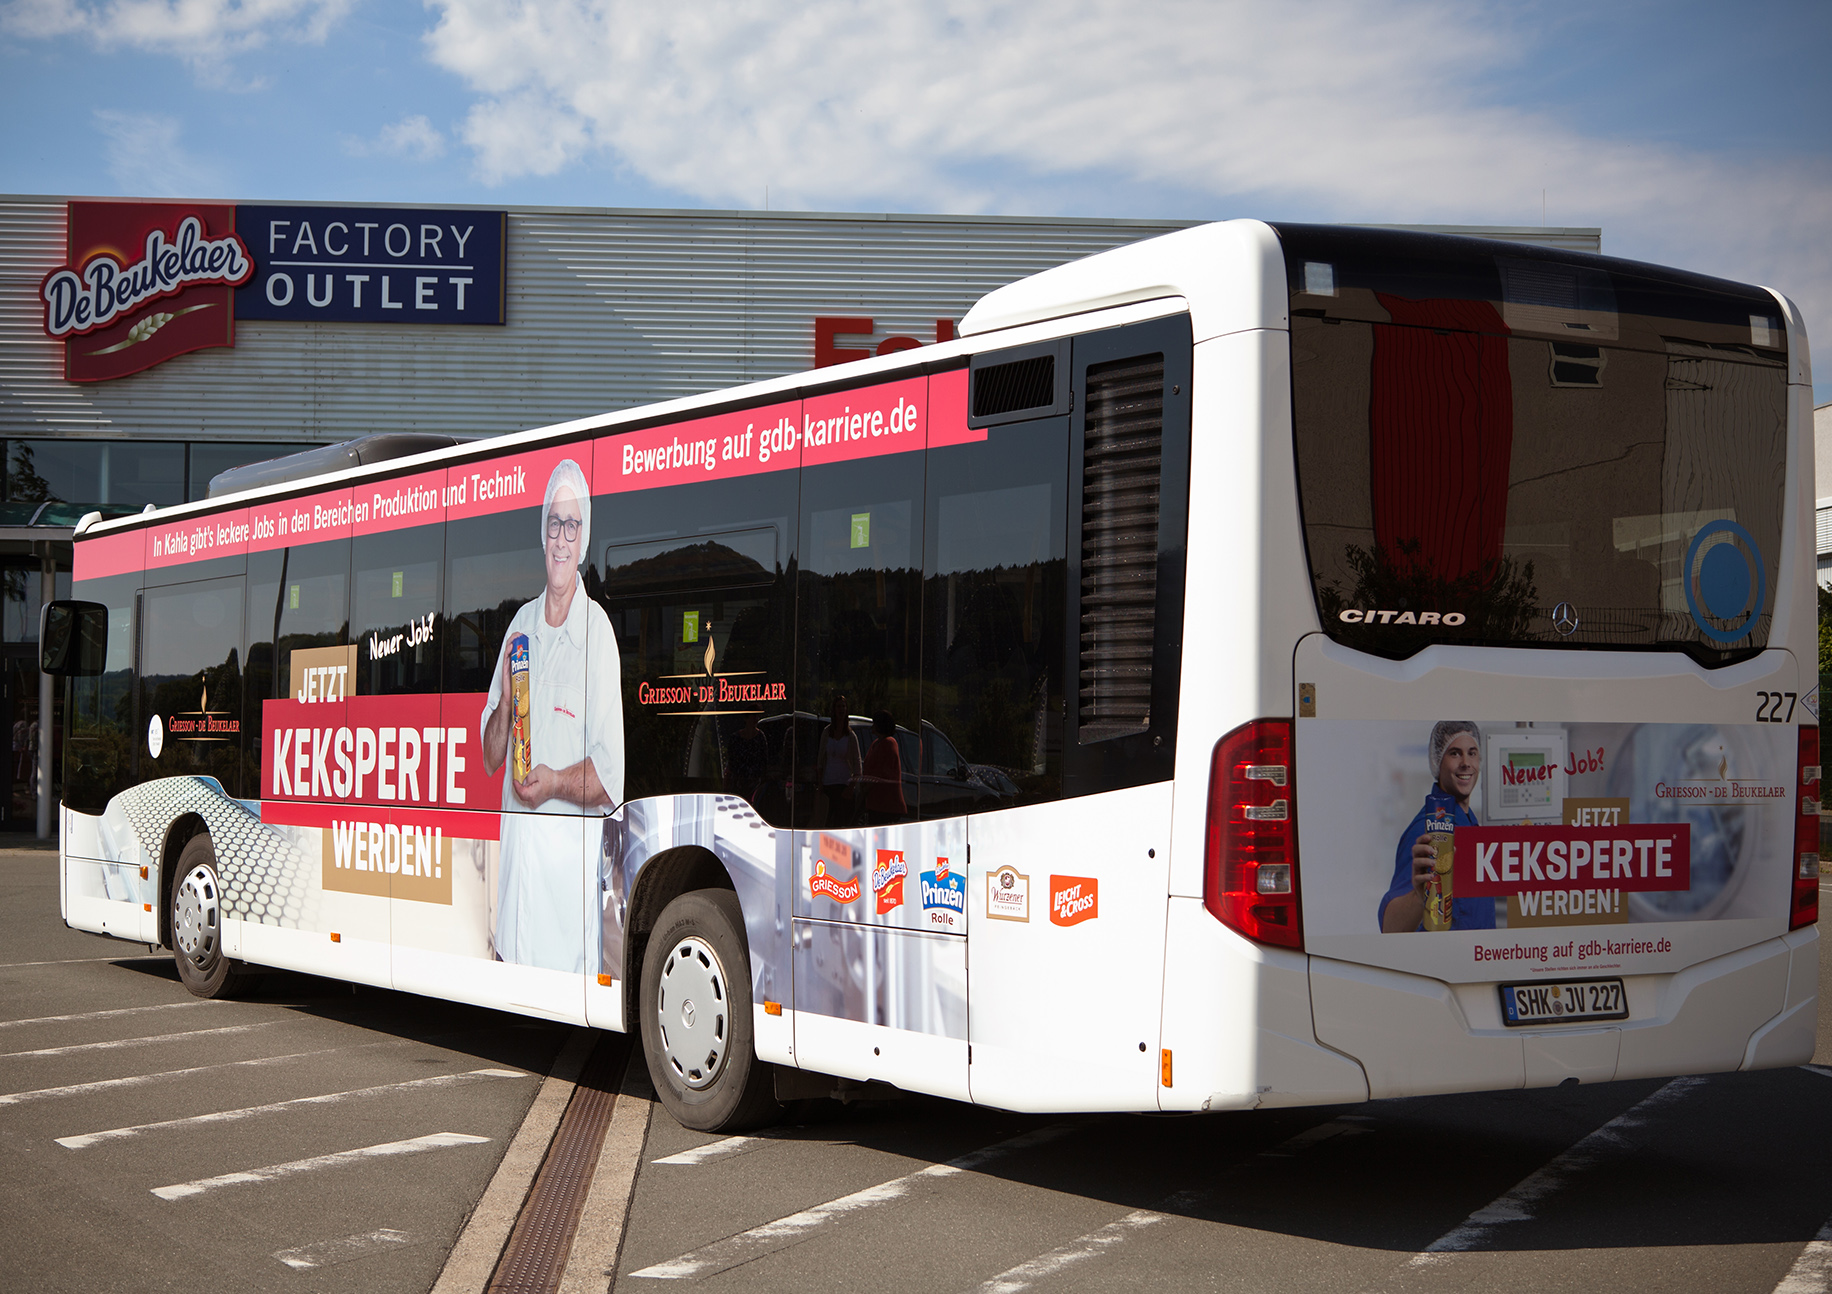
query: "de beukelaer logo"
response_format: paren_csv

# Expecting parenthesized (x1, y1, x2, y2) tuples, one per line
(42, 215, 252, 339)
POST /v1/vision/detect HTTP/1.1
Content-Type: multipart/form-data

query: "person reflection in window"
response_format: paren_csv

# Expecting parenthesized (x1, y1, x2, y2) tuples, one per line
(728, 711, 769, 807)
(481, 459, 625, 972)
(862, 710, 907, 824)
(816, 694, 860, 828)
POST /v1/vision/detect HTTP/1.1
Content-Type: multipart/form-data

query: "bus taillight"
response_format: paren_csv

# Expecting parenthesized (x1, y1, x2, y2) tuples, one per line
(1204, 719, 1301, 949)
(1793, 725, 1820, 931)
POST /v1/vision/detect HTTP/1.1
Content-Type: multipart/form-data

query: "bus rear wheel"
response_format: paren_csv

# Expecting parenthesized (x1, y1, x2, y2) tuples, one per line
(639, 888, 779, 1132)
(171, 834, 248, 999)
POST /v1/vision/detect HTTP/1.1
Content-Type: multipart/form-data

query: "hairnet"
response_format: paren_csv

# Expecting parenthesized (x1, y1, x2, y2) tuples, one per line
(542, 458, 590, 567)
(1428, 720, 1481, 776)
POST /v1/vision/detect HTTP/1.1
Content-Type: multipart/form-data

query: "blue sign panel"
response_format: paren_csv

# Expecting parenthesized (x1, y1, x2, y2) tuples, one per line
(235, 206, 505, 324)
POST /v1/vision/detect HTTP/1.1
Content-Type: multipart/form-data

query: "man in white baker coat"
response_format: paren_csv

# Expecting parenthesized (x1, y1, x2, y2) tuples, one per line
(481, 458, 624, 972)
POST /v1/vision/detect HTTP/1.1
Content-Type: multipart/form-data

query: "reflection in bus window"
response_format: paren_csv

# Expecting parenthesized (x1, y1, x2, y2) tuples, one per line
(922, 416, 1068, 814)
(353, 525, 444, 695)
(142, 578, 244, 794)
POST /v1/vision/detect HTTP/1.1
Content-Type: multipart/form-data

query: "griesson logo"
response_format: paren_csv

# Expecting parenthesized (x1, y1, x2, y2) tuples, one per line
(809, 860, 861, 904)
(1049, 875, 1098, 927)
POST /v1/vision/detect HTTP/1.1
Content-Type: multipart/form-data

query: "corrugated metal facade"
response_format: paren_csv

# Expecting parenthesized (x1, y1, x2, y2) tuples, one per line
(2, 198, 1199, 446)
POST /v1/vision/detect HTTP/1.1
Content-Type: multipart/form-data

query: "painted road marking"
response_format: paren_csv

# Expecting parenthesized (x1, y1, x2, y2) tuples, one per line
(152, 1132, 491, 1200)
(1407, 1077, 1707, 1264)
(0, 1020, 278, 1059)
(629, 1123, 1080, 1281)
(0, 1047, 344, 1108)
(653, 1136, 763, 1166)
(57, 1067, 528, 1148)
(274, 1228, 414, 1270)
(969, 1208, 1171, 1294)
(0, 1000, 222, 1030)
(1773, 1213, 1832, 1294)
(1805, 1065, 1832, 1081)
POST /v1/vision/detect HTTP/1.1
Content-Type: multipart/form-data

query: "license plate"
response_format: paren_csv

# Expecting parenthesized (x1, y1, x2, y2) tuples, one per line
(1499, 978, 1627, 1026)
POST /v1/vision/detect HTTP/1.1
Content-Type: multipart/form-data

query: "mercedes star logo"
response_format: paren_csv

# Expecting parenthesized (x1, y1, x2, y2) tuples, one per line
(1552, 602, 1580, 636)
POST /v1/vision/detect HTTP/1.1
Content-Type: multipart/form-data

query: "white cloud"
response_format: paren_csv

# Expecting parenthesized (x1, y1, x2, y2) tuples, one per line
(420, 0, 1832, 350)
(343, 114, 449, 161)
(92, 109, 225, 195)
(3, 0, 354, 78)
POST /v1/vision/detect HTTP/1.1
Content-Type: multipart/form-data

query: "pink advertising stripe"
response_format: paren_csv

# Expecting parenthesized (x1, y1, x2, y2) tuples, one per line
(593, 400, 801, 495)
(926, 367, 984, 449)
(145, 507, 250, 570)
(444, 442, 592, 523)
(73, 528, 144, 582)
(801, 373, 927, 468)
(249, 486, 354, 553)
(353, 467, 447, 537)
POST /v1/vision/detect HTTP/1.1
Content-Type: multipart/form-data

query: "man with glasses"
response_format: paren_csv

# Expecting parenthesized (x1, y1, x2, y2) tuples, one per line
(481, 457, 624, 972)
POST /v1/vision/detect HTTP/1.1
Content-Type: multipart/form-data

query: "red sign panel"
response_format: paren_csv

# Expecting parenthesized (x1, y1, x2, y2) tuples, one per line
(1453, 824, 1691, 897)
(43, 202, 251, 382)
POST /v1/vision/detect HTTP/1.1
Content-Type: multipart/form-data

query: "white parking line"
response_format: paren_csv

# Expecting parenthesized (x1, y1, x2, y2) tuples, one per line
(1774, 1214, 1832, 1294)
(0, 954, 163, 968)
(1407, 1076, 1707, 1264)
(57, 1067, 528, 1148)
(0, 1020, 278, 1059)
(0, 1047, 343, 1107)
(1256, 1119, 1370, 1158)
(969, 1208, 1171, 1294)
(152, 1131, 491, 1200)
(652, 1135, 763, 1166)
(1805, 1065, 1832, 1081)
(630, 1123, 1080, 1281)
(0, 1000, 222, 1030)
(274, 1228, 414, 1270)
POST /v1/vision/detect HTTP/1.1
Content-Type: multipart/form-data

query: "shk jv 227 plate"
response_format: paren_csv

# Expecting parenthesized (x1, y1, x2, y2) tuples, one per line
(1499, 977, 1627, 1026)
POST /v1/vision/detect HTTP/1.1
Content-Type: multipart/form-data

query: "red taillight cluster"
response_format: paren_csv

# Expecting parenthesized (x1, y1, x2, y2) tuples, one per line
(1793, 725, 1820, 931)
(1204, 719, 1301, 949)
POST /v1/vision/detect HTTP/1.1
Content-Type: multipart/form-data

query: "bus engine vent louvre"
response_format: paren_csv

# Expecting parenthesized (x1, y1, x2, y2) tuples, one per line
(972, 355, 1056, 420)
(1078, 352, 1163, 744)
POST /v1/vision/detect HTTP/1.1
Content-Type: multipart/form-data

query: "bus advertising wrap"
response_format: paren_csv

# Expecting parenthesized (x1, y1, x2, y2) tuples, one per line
(1297, 717, 1798, 982)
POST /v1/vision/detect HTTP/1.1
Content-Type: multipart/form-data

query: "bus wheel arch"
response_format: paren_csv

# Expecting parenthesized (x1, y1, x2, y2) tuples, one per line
(620, 844, 735, 1029)
(157, 813, 209, 951)
(168, 831, 249, 999)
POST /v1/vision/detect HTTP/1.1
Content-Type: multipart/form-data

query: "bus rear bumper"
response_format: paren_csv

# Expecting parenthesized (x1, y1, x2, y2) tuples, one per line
(1305, 926, 1818, 1101)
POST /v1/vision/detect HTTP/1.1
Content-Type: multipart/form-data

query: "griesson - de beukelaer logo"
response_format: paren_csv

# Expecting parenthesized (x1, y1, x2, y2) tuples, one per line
(40, 202, 252, 382)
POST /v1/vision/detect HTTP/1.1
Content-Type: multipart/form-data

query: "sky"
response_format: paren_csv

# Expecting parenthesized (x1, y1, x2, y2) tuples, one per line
(3, 0, 1830, 403)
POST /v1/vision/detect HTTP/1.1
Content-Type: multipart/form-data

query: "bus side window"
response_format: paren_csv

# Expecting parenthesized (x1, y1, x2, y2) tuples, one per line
(443, 509, 543, 697)
(141, 577, 245, 796)
(63, 573, 138, 815)
(920, 411, 1070, 815)
(247, 539, 350, 790)
(352, 524, 444, 696)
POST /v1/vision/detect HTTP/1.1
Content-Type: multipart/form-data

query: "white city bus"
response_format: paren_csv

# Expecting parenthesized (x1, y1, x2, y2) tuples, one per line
(44, 221, 1820, 1131)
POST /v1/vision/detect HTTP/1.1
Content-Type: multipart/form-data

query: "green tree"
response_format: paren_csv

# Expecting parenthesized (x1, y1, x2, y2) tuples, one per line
(1819, 583, 1832, 676)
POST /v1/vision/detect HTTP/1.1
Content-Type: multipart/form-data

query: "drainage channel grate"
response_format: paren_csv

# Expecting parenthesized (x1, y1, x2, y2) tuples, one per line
(488, 1033, 634, 1294)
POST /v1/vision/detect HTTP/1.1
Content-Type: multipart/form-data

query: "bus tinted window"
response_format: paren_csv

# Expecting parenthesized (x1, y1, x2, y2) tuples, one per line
(64, 572, 137, 814)
(353, 524, 444, 695)
(593, 468, 798, 825)
(1280, 227, 1789, 664)
(141, 578, 244, 793)
(445, 510, 543, 696)
(797, 451, 921, 828)
(922, 415, 1069, 812)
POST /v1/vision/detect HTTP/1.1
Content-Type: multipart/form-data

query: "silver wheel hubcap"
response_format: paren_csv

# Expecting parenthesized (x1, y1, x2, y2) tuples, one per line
(174, 863, 221, 967)
(656, 935, 727, 1089)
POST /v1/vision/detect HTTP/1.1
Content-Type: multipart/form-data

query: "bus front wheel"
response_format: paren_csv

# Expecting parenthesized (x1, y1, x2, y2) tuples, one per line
(171, 834, 249, 999)
(638, 889, 779, 1132)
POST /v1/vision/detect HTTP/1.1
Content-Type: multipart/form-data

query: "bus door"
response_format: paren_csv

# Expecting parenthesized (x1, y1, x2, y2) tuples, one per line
(790, 379, 970, 1100)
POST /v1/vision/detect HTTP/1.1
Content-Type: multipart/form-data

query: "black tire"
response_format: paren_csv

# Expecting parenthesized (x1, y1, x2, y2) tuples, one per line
(170, 834, 249, 999)
(639, 888, 780, 1132)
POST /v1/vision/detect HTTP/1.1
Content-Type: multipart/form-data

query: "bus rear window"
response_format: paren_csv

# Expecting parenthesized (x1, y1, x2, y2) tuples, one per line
(1279, 227, 1790, 665)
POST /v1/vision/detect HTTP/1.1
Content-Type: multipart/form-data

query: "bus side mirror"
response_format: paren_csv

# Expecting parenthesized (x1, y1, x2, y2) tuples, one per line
(40, 601, 108, 677)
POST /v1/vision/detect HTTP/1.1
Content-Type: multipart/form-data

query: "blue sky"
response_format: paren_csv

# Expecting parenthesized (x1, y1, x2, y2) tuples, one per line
(4, 0, 1830, 401)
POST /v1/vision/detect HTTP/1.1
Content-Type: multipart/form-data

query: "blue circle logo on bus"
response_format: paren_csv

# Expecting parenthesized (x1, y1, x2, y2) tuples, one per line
(1683, 521, 1766, 644)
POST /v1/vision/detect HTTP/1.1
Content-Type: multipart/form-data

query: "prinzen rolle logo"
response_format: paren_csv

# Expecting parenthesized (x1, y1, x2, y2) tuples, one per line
(42, 216, 252, 339)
